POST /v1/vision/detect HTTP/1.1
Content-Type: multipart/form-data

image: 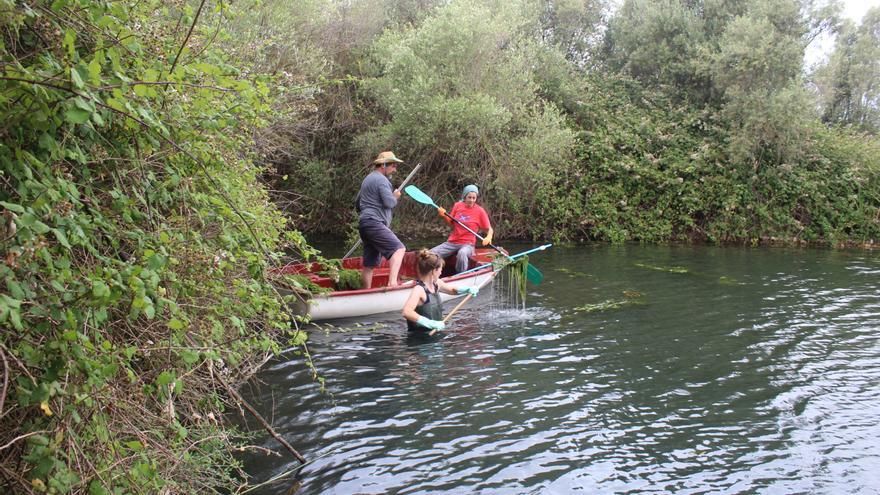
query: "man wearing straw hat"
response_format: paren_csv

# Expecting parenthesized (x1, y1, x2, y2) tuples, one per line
(356, 151, 406, 288)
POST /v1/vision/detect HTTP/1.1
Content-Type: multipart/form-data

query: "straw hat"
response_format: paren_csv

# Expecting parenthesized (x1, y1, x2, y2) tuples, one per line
(373, 151, 404, 164)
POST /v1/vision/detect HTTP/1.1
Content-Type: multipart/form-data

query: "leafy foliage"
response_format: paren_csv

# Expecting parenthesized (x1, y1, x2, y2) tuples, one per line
(232, 0, 879, 247)
(1, 0, 877, 493)
(0, 1, 315, 492)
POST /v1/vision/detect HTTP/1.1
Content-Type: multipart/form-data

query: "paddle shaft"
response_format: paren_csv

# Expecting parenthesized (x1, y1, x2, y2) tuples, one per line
(403, 185, 544, 284)
(456, 243, 552, 277)
(430, 271, 498, 335)
(440, 209, 544, 284)
(439, 210, 505, 257)
(343, 163, 423, 259)
(440, 215, 542, 283)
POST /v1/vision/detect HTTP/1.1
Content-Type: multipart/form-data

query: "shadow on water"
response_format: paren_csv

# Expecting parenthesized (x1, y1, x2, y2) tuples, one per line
(239, 243, 880, 494)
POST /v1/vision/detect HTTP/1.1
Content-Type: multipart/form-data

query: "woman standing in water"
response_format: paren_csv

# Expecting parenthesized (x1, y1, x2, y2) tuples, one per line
(402, 249, 478, 333)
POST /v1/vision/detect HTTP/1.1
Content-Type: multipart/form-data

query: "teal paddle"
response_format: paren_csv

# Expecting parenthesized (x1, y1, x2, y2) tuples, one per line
(457, 243, 551, 277)
(404, 185, 544, 284)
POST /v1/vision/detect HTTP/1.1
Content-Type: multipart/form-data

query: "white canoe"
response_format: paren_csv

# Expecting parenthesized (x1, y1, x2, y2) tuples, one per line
(276, 248, 498, 321)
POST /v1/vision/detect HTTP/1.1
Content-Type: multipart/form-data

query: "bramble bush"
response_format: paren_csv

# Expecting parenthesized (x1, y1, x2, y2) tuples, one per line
(0, 1, 315, 493)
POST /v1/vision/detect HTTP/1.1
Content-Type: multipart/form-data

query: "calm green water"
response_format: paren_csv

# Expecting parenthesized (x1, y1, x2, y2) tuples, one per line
(241, 244, 880, 494)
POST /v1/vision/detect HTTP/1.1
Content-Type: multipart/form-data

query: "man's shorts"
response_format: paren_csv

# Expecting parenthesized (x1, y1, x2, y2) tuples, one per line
(358, 221, 405, 268)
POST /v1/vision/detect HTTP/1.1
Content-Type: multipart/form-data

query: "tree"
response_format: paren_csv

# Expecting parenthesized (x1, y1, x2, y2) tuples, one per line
(603, 0, 706, 95)
(359, 0, 577, 236)
(815, 7, 880, 131)
(537, 0, 607, 65)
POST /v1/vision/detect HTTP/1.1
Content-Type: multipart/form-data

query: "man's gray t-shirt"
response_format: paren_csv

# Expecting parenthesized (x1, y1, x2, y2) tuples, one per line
(357, 170, 397, 226)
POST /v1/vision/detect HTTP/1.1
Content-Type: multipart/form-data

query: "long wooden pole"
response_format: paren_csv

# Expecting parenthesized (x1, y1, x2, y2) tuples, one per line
(343, 163, 423, 259)
(429, 271, 498, 335)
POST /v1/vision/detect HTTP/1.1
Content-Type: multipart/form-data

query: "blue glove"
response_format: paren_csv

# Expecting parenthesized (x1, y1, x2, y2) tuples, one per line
(456, 286, 479, 297)
(416, 316, 446, 331)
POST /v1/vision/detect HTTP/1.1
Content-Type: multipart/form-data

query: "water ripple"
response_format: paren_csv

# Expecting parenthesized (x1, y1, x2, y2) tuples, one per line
(239, 246, 880, 494)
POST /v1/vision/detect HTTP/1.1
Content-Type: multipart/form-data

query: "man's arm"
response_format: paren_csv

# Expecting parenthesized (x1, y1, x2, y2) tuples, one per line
(379, 180, 399, 209)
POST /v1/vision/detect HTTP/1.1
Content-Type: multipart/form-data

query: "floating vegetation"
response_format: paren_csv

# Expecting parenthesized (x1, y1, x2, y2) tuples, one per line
(555, 267, 590, 278)
(315, 321, 387, 334)
(574, 296, 646, 313)
(574, 299, 645, 313)
(634, 262, 690, 274)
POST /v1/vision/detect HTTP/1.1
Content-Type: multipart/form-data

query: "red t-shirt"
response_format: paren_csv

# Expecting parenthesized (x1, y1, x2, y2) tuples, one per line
(447, 202, 491, 245)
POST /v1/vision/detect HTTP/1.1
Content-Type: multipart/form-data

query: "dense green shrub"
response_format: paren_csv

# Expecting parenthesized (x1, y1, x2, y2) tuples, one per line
(0, 1, 314, 492)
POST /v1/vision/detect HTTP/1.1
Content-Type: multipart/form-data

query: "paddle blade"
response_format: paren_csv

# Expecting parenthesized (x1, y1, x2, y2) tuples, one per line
(526, 263, 544, 285)
(403, 185, 438, 208)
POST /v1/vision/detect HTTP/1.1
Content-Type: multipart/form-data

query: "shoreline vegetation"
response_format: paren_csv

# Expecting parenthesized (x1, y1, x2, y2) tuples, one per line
(1, 0, 878, 493)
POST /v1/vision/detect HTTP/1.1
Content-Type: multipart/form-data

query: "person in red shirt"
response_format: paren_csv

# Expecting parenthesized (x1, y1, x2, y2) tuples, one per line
(430, 184, 494, 273)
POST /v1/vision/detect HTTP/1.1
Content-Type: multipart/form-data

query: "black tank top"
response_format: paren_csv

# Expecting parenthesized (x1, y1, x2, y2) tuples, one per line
(407, 280, 444, 332)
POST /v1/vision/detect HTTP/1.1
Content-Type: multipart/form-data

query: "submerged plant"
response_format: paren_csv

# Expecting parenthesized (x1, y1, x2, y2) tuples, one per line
(634, 262, 690, 274)
(574, 297, 646, 313)
(555, 267, 590, 278)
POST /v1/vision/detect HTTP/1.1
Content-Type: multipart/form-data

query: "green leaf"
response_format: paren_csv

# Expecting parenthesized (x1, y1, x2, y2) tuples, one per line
(91, 281, 110, 299)
(2, 294, 23, 310)
(33, 220, 50, 234)
(89, 480, 110, 495)
(156, 370, 175, 388)
(0, 201, 25, 213)
(88, 57, 102, 85)
(6, 280, 25, 299)
(63, 29, 76, 59)
(289, 330, 308, 346)
(71, 67, 85, 89)
(38, 133, 57, 153)
(73, 96, 95, 112)
(168, 318, 184, 330)
(125, 440, 143, 452)
(180, 349, 199, 365)
(52, 228, 71, 248)
(65, 108, 91, 125)
(17, 211, 52, 235)
(147, 253, 167, 270)
(9, 308, 22, 330)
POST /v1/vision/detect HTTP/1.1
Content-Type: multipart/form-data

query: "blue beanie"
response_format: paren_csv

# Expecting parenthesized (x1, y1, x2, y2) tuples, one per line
(461, 184, 479, 200)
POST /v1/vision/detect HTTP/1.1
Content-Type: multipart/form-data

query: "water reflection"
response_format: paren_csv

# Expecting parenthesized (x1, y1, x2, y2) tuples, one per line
(240, 245, 880, 494)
